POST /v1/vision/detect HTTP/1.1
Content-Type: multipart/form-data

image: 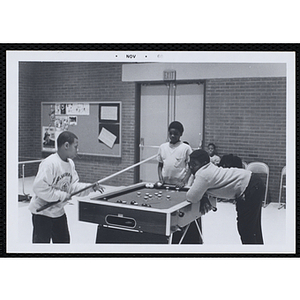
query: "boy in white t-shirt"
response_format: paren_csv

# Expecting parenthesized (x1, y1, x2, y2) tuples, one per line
(156, 121, 192, 189)
(156, 121, 202, 244)
(29, 131, 104, 243)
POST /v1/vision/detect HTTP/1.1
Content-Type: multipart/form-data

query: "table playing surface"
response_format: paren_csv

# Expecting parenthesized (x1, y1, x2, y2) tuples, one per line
(91, 184, 189, 210)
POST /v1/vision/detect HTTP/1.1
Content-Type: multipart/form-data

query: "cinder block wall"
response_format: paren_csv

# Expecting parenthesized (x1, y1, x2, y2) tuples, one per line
(204, 77, 286, 202)
(19, 62, 136, 186)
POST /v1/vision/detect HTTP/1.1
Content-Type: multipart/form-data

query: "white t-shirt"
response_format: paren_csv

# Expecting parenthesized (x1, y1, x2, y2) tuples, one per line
(210, 154, 220, 165)
(29, 153, 93, 218)
(157, 141, 192, 185)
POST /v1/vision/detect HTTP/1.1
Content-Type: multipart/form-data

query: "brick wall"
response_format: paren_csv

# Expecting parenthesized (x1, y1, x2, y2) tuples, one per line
(19, 63, 286, 202)
(19, 62, 136, 186)
(204, 77, 286, 203)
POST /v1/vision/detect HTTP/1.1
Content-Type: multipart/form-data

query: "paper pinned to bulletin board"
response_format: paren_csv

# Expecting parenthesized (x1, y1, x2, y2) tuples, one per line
(100, 105, 118, 121)
(42, 126, 56, 151)
(55, 103, 90, 115)
(98, 127, 117, 148)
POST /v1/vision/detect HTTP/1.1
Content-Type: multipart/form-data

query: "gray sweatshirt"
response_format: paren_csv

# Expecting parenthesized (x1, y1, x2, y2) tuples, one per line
(186, 162, 252, 203)
(29, 153, 93, 218)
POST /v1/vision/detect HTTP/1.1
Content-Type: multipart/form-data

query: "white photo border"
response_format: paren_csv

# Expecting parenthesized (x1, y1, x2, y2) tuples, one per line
(6, 48, 296, 255)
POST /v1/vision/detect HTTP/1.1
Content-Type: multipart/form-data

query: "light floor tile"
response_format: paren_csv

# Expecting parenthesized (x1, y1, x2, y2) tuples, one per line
(17, 177, 287, 247)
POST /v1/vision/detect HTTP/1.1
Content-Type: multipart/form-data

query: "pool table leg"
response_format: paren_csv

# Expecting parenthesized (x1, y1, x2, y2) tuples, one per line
(178, 224, 190, 244)
(168, 233, 173, 244)
(194, 219, 203, 243)
(177, 219, 203, 244)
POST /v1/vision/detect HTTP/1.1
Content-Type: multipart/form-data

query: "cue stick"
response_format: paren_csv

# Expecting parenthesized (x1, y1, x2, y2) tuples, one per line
(36, 154, 158, 213)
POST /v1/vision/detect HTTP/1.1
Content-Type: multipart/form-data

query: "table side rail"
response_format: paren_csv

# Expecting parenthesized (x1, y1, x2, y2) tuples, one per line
(79, 201, 168, 236)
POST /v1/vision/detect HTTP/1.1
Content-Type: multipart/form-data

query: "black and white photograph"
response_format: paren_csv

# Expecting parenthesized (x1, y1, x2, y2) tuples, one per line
(6, 49, 295, 255)
(2, 0, 300, 297)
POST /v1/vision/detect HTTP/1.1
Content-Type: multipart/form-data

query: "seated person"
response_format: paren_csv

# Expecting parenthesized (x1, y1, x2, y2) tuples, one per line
(219, 154, 243, 169)
(207, 143, 221, 166)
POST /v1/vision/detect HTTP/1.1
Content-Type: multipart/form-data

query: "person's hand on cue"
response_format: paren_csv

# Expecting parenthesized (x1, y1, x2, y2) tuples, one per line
(47, 194, 74, 208)
(199, 196, 217, 215)
(175, 181, 185, 189)
(65, 192, 73, 204)
(92, 183, 105, 193)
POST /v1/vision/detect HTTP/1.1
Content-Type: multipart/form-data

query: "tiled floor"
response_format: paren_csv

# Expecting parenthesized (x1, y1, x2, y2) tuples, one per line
(17, 177, 287, 249)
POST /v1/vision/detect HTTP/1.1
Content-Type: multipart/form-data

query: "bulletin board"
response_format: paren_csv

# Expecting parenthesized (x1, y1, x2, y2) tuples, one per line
(41, 102, 122, 157)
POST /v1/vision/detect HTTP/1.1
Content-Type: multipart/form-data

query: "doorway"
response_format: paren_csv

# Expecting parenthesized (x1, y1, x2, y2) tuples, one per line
(139, 82, 204, 183)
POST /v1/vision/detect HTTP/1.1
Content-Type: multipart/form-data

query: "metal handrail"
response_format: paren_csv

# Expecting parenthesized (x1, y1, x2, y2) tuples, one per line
(18, 159, 43, 164)
(18, 159, 43, 201)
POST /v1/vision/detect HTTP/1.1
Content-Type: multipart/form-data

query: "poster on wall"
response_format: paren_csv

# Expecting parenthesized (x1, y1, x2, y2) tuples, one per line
(55, 103, 90, 115)
(68, 116, 77, 125)
(54, 116, 69, 131)
(100, 106, 118, 121)
(55, 103, 66, 115)
(42, 126, 56, 152)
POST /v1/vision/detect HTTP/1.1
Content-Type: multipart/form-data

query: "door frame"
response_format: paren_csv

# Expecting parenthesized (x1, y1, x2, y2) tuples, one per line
(134, 80, 206, 183)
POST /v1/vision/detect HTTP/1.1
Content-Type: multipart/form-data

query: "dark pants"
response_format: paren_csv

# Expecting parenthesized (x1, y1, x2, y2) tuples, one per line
(236, 173, 265, 244)
(32, 213, 70, 243)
